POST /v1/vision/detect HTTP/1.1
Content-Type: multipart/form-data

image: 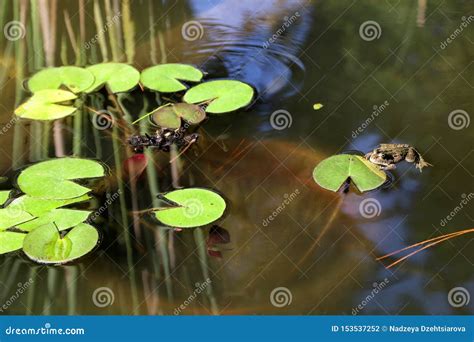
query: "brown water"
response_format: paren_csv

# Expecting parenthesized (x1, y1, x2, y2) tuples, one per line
(0, 0, 473, 315)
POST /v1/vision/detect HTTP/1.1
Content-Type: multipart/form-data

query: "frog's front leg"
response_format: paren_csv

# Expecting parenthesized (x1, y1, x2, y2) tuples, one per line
(405, 147, 418, 163)
(380, 164, 396, 171)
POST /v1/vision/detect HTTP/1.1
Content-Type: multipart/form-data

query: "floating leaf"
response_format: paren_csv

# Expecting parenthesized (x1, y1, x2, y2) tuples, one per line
(85, 63, 140, 93)
(17, 158, 105, 200)
(0, 190, 11, 205)
(151, 103, 206, 129)
(28, 66, 95, 93)
(8, 194, 91, 217)
(313, 154, 386, 192)
(184, 80, 254, 114)
(141, 64, 203, 93)
(17, 209, 91, 232)
(23, 223, 99, 264)
(313, 103, 324, 110)
(0, 208, 34, 231)
(154, 188, 226, 228)
(0, 231, 26, 254)
(14, 89, 77, 120)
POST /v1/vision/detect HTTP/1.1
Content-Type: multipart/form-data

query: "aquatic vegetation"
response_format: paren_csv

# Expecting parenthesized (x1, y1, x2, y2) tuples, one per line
(154, 188, 226, 228)
(0, 231, 27, 255)
(141, 63, 203, 92)
(313, 154, 386, 192)
(85, 63, 140, 93)
(14, 89, 77, 120)
(151, 103, 206, 129)
(27, 66, 95, 93)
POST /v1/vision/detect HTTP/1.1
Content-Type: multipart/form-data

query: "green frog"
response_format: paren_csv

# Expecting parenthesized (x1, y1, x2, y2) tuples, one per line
(365, 144, 432, 172)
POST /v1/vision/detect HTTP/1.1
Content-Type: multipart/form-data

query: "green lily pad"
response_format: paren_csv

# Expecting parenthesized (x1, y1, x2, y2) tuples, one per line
(313, 154, 386, 192)
(28, 66, 95, 93)
(17, 158, 105, 200)
(0, 231, 26, 254)
(151, 103, 206, 129)
(0, 207, 34, 231)
(183, 80, 254, 114)
(23, 222, 99, 264)
(85, 63, 140, 93)
(17, 209, 91, 232)
(141, 64, 203, 93)
(154, 188, 226, 228)
(8, 194, 91, 217)
(0, 190, 11, 205)
(14, 89, 78, 121)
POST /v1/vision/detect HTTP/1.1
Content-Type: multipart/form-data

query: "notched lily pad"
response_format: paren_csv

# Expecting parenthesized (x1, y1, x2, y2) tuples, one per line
(313, 154, 386, 192)
(0, 207, 34, 231)
(8, 194, 91, 217)
(183, 80, 254, 114)
(154, 188, 226, 228)
(151, 103, 206, 129)
(28, 66, 95, 93)
(17, 209, 91, 232)
(14, 89, 78, 121)
(23, 222, 99, 264)
(0, 231, 26, 254)
(0, 190, 11, 205)
(17, 158, 105, 200)
(85, 63, 140, 93)
(141, 64, 203, 93)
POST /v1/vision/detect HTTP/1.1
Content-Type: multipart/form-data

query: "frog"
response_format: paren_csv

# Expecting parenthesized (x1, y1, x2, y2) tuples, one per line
(365, 144, 432, 172)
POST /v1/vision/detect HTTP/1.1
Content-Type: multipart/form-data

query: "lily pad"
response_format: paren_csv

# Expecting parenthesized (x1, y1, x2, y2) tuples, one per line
(14, 89, 78, 121)
(17, 209, 91, 232)
(23, 222, 99, 264)
(154, 188, 226, 228)
(85, 63, 140, 93)
(17, 158, 105, 200)
(151, 103, 206, 129)
(0, 207, 34, 231)
(141, 64, 203, 93)
(0, 231, 26, 254)
(8, 194, 91, 217)
(183, 80, 254, 114)
(28, 66, 95, 93)
(313, 154, 386, 192)
(0, 190, 11, 205)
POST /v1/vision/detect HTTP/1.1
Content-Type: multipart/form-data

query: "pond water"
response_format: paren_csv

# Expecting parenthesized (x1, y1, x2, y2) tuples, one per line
(0, 0, 473, 315)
